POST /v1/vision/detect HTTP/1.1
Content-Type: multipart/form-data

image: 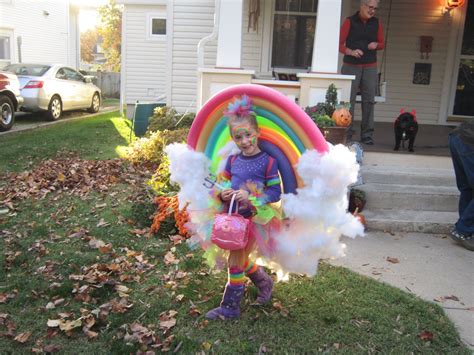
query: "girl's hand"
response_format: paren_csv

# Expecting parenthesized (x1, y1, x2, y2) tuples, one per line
(233, 189, 249, 202)
(220, 189, 234, 201)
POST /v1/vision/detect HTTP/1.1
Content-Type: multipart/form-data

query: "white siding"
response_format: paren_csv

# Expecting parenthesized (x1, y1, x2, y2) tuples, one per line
(171, 0, 264, 112)
(241, 0, 264, 72)
(123, 4, 168, 104)
(347, 0, 452, 124)
(171, 0, 215, 112)
(0, 0, 75, 66)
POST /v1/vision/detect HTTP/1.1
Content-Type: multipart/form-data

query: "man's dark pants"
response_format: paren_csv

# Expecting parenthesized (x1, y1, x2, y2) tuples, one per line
(449, 134, 474, 235)
(341, 64, 377, 143)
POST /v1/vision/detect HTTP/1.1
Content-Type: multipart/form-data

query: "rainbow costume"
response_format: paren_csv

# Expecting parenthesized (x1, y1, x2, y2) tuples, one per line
(166, 84, 364, 280)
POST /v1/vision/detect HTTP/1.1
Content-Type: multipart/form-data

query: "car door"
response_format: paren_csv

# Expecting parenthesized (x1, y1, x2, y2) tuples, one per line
(54, 67, 77, 110)
(64, 67, 92, 109)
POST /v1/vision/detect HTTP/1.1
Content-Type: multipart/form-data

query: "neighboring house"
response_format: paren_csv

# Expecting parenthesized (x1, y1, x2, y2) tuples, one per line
(0, 0, 80, 69)
(80, 36, 107, 71)
(118, 0, 473, 125)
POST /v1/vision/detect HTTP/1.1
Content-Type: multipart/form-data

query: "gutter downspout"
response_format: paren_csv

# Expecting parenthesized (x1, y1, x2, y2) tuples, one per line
(197, 0, 220, 69)
(119, 9, 126, 117)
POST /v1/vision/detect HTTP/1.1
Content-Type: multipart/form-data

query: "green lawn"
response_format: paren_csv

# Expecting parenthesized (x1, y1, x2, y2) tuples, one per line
(0, 112, 469, 354)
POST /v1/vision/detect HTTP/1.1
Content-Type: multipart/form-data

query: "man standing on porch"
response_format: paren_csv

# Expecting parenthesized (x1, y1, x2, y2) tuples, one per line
(339, 0, 384, 145)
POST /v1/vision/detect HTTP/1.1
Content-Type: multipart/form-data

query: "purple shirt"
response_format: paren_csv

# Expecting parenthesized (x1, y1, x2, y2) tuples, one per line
(222, 151, 281, 216)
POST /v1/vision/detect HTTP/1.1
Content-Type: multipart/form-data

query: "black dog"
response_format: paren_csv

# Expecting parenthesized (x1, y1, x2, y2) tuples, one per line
(394, 110, 418, 152)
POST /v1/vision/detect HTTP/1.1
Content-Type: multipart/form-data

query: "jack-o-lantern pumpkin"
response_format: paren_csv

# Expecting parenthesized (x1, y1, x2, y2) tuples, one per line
(332, 107, 352, 127)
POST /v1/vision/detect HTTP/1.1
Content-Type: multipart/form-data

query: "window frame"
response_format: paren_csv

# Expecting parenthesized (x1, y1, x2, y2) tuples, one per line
(0, 29, 14, 67)
(448, 2, 474, 118)
(270, 0, 318, 72)
(146, 13, 167, 41)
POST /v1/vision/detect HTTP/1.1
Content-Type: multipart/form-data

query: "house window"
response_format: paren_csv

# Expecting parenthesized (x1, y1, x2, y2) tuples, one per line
(147, 13, 166, 40)
(271, 0, 318, 70)
(152, 18, 166, 35)
(0, 34, 12, 68)
(453, 0, 474, 116)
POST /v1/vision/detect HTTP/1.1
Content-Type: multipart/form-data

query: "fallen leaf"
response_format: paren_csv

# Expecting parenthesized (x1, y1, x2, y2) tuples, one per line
(418, 330, 434, 341)
(164, 251, 178, 265)
(59, 318, 82, 332)
(175, 294, 185, 302)
(83, 327, 99, 339)
(98, 243, 113, 254)
(96, 219, 110, 228)
(14, 332, 31, 343)
(45, 302, 56, 310)
(160, 319, 176, 330)
(386, 256, 399, 264)
(444, 295, 460, 302)
(43, 344, 61, 353)
(202, 342, 212, 351)
(89, 238, 106, 249)
(47, 319, 61, 328)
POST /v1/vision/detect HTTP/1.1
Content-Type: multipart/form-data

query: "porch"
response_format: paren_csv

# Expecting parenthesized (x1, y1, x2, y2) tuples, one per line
(197, 0, 356, 110)
(193, 0, 472, 124)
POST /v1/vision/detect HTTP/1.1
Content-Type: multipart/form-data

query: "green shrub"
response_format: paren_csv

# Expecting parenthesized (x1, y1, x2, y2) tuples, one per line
(126, 128, 189, 166)
(147, 106, 195, 133)
(147, 156, 179, 196)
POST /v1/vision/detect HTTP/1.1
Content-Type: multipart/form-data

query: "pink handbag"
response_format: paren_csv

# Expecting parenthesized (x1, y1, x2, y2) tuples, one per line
(211, 194, 249, 250)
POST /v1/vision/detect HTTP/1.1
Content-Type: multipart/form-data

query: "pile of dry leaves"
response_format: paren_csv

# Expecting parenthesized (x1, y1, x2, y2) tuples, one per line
(0, 156, 151, 209)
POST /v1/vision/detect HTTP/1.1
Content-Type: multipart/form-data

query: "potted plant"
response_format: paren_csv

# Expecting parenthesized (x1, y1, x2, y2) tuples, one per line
(304, 84, 352, 145)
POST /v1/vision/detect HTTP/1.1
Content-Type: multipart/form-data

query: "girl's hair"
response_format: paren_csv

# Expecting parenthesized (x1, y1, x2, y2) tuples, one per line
(225, 95, 259, 131)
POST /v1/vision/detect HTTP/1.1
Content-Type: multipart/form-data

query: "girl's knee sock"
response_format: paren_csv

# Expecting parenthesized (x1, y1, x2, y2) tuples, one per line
(243, 260, 258, 275)
(228, 266, 245, 287)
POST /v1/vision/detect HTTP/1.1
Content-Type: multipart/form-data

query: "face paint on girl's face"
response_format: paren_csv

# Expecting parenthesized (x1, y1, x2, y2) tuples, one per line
(230, 122, 261, 156)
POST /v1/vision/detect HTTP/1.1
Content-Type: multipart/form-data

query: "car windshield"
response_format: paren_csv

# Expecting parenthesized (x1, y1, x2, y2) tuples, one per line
(2, 64, 51, 76)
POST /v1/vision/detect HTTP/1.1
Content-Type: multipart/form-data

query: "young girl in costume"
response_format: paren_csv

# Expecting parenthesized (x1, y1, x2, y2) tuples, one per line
(206, 95, 282, 320)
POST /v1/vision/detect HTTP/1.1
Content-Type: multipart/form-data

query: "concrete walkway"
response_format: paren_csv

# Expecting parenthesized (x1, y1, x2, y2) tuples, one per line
(330, 231, 474, 349)
(331, 150, 474, 349)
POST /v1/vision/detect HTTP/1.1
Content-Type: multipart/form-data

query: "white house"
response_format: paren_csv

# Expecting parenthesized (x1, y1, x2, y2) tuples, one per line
(0, 0, 81, 69)
(118, 0, 473, 125)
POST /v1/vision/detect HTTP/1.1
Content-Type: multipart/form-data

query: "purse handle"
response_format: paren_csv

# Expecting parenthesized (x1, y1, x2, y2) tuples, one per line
(228, 194, 239, 215)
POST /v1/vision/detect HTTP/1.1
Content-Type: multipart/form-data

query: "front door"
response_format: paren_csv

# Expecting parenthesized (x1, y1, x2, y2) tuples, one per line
(450, 0, 474, 118)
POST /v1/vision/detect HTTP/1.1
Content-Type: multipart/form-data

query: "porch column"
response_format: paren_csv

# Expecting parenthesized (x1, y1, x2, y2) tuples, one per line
(311, 0, 342, 73)
(216, 0, 243, 68)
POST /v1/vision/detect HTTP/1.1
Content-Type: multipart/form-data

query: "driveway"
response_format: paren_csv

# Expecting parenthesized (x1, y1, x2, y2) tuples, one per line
(1, 99, 120, 135)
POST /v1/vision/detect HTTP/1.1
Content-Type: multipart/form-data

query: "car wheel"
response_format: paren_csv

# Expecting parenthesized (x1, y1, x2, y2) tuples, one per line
(0, 95, 15, 132)
(88, 93, 100, 113)
(47, 95, 62, 121)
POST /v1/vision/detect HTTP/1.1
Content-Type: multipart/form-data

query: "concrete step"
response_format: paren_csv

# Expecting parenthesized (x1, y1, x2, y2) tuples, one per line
(357, 183, 459, 212)
(363, 152, 453, 169)
(361, 165, 456, 186)
(362, 209, 458, 234)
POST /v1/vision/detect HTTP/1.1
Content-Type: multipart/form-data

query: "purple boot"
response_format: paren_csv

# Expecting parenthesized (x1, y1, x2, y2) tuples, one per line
(205, 284, 244, 320)
(247, 267, 273, 305)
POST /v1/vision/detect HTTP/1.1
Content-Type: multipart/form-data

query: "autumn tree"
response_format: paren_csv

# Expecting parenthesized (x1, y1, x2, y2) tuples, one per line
(98, 0, 122, 72)
(80, 29, 99, 63)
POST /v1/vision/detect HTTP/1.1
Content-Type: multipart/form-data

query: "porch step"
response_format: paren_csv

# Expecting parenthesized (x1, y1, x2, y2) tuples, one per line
(361, 165, 456, 186)
(357, 152, 459, 233)
(363, 210, 458, 234)
(357, 182, 459, 212)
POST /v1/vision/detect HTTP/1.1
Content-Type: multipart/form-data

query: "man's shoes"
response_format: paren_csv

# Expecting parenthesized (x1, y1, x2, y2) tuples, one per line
(450, 228, 474, 251)
(361, 139, 374, 145)
(461, 237, 474, 251)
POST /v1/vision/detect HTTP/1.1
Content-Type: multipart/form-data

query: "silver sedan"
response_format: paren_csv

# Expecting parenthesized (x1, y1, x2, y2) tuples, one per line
(2, 63, 101, 120)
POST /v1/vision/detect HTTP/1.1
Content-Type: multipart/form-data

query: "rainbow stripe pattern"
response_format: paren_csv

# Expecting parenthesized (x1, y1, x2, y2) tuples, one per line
(187, 84, 328, 194)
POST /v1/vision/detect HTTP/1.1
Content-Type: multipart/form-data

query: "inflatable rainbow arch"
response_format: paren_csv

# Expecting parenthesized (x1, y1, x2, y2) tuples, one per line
(187, 84, 328, 194)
